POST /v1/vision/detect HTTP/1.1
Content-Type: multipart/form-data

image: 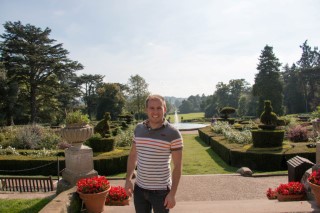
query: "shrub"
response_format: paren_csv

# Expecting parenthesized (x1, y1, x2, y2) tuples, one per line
(116, 125, 134, 147)
(212, 121, 252, 144)
(287, 125, 308, 142)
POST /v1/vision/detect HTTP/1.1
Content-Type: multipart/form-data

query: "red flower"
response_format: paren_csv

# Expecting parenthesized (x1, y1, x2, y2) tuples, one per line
(276, 182, 305, 195)
(106, 186, 129, 204)
(77, 176, 110, 194)
(266, 188, 277, 199)
(308, 170, 320, 186)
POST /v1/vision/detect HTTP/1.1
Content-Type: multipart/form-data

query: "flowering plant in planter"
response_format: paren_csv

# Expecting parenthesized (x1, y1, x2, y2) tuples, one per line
(308, 170, 320, 185)
(77, 176, 110, 194)
(106, 186, 129, 205)
(276, 182, 305, 195)
(266, 188, 277, 199)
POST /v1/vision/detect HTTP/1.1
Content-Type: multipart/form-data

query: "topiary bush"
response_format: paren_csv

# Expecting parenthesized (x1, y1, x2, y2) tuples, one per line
(260, 100, 278, 127)
(94, 112, 112, 137)
(219, 107, 236, 119)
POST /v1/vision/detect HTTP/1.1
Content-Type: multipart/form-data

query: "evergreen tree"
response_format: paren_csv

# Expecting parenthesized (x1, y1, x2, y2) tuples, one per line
(252, 45, 284, 116)
(0, 21, 83, 124)
(282, 63, 305, 114)
(297, 40, 320, 112)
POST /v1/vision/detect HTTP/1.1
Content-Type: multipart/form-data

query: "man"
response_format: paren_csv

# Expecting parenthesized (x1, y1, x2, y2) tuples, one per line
(125, 94, 183, 213)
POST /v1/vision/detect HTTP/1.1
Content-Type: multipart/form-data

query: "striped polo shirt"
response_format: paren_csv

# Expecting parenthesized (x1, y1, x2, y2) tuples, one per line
(133, 119, 183, 190)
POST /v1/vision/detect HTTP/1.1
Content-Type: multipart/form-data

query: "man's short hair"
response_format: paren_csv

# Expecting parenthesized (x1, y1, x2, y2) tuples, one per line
(145, 94, 166, 108)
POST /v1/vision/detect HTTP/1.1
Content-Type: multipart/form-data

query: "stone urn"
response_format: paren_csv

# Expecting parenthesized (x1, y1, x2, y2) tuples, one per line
(60, 124, 93, 149)
(59, 123, 97, 186)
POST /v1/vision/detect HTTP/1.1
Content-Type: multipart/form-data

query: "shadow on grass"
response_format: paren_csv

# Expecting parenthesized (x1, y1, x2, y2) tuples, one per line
(194, 136, 238, 173)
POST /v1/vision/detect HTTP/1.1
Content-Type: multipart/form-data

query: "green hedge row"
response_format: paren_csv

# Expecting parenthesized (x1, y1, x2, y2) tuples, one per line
(198, 126, 316, 171)
(0, 153, 128, 176)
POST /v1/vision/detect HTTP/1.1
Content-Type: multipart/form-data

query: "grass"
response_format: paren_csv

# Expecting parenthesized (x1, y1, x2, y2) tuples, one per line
(166, 112, 205, 122)
(182, 133, 238, 174)
(0, 198, 52, 213)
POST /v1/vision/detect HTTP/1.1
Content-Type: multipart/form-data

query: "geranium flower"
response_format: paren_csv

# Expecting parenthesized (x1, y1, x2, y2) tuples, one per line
(276, 182, 305, 195)
(77, 176, 110, 194)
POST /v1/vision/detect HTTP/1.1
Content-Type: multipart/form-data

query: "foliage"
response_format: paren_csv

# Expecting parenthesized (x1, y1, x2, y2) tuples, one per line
(0, 125, 62, 150)
(297, 40, 320, 112)
(312, 106, 320, 120)
(65, 110, 90, 125)
(0, 145, 20, 155)
(0, 21, 83, 124)
(287, 125, 308, 142)
(212, 121, 252, 144)
(96, 83, 126, 120)
(126, 74, 150, 119)
(253, 45, 284, 116)
(219, 107, 236, 119)
(77, 176, 110, 194)
(94, 112, 112, 137)
(282, 64, 305, 114)
(260, 100, 278, 126)
(276, 182, 305, 195)
(77, 74, 104, 119)
(115, 125, 135, 147)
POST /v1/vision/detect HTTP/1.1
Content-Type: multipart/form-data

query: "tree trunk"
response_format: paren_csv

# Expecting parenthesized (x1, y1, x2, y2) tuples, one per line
(30, 85, 37, 124)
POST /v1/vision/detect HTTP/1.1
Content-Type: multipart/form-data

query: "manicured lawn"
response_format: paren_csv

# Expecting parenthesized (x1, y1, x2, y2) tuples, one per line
(0, 198, 52, 213)
(166, 112, 205, 122)
(182, 133, 238, 174)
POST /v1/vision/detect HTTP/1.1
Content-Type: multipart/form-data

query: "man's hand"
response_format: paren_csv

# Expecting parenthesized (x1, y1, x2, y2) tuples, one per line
(164, 191, 176, 209)
(125, 179, 134, 197)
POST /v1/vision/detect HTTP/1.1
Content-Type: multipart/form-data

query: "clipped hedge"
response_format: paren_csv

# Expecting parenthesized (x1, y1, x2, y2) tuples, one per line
(251, 130, 285, 148)
(89, 138, 115, 152)
(0, 148, 129, 176)
(198, 126, 316, 171)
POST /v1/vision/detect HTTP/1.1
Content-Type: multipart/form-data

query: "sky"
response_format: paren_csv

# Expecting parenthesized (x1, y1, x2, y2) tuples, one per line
(1, 0, 320, 98)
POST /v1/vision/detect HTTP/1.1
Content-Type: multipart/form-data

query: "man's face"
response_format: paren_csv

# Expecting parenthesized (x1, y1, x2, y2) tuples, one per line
(146, 98, 166, 125)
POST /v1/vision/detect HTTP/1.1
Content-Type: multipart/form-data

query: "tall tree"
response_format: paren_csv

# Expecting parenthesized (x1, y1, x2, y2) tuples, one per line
(126, 74, 149, 119)
(96, 83, 125, 120)
(282, 63, 305, 114)
(297, 40, 320, 112)
(252, 45, 284, 116)
(0, 21, 83, 124)
(228, 79, 250, 109)
(77, 74, 104, 119)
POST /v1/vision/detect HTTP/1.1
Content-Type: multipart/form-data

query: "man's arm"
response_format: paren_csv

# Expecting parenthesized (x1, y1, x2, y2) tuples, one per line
(164, 149, 182, 209)
(124, 143, 137, 197)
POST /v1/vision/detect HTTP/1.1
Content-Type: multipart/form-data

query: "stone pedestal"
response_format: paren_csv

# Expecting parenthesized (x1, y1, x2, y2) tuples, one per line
(62, 145, 98, 185)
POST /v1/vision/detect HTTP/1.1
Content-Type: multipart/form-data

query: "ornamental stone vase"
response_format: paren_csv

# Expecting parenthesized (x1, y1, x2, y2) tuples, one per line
(60, 124, 93, 149)
(59, 124, 98, 186)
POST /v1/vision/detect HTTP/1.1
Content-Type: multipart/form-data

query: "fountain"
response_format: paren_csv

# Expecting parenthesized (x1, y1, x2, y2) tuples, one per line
(172, 110, 208, 131)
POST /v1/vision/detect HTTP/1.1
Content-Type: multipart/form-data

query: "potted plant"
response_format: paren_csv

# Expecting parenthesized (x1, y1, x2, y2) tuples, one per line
(77, 176, 111, 213)
(105, 186, 130, 206)
(60, 110, 93, 148)
(65, 110, 90, 128)
(266, 188, 277, 200)
(276, 181, 306, 201)
(308, 169, 320, 207)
